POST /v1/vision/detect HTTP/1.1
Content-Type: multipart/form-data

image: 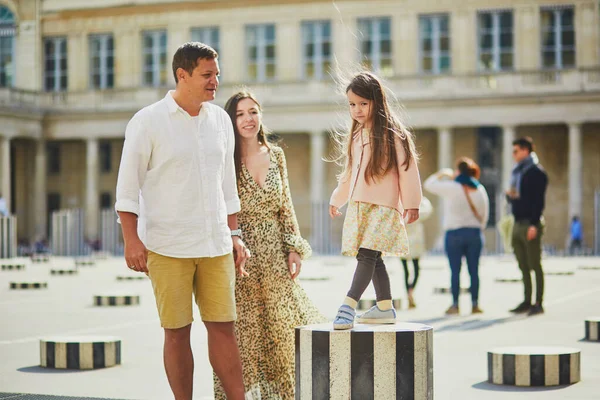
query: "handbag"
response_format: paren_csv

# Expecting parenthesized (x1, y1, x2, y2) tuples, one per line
(461, 185, 484, 224)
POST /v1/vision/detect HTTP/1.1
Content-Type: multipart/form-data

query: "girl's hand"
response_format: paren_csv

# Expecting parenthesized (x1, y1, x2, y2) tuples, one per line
(288, 252, 302, 279)
(403, 209, 420, 224)
(329, 205, 342, 219)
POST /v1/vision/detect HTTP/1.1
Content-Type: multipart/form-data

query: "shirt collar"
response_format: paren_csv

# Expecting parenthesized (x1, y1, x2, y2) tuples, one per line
(164, 90, 208, 119)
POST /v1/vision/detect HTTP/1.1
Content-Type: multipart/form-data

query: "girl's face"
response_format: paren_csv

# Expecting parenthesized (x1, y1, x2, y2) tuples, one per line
(236, 98, 262, 140)
(347, 89, 372, 129)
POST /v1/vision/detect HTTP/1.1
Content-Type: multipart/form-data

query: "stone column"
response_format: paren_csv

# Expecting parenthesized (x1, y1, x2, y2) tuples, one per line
(68, 33, 87, 91)
(310, 131, 327, 253)
(575, 1, 599, 68)
(34, 139, 47, 239)
(85, 138, 99, 241)
(568, 123, 583, 219)
(435, 127, 452, 249)
(502, 125, 516, 191)
(1, 136, 11, 213)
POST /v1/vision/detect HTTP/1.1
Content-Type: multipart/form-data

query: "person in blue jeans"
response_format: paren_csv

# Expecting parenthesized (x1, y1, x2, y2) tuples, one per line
(424, 157, 490, 315)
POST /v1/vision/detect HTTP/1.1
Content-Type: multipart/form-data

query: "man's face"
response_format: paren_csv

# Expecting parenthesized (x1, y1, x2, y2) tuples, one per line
(179, 57, 220, 103)
(512, 145, 529, 163)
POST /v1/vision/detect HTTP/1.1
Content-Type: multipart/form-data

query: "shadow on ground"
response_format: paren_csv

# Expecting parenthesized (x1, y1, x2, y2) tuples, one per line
(17, 366, 89, 374)
(472, 381, 575, 392)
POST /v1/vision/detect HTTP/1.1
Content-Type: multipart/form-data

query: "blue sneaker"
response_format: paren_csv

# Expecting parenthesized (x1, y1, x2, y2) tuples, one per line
(356, 305, 397, 324)
(333, 305, 356, 330)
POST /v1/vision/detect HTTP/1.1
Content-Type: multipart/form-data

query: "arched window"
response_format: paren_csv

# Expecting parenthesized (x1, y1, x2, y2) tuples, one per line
(0, 6, 15, 87)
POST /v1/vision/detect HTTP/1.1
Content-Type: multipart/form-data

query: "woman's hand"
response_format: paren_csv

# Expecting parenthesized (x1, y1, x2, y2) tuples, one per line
(329, 205, 342, 219)
(403, 208, 420, 224)
(288, 252, 302, 279)
(232, 236, 251, 277)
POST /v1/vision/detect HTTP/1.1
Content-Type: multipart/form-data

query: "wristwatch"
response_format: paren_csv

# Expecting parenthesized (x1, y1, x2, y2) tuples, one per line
(230, 229, 243, 239)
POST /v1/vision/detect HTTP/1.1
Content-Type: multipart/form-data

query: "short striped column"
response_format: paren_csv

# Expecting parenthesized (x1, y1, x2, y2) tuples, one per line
(116, 275, 147, 281)
(433, 287, 470, 294)
(51, 269, 78, 276)
(545, 271, 575, 276)
(488, 347, 580, 386)
(1, 263, 26, 271)
(31, 254, 50, 263)
(10, 282, 47, 289)
(94, 295, 140, 306)
(495, 277, 521, 283)
(585, 317, 600, 341)
(75, 257, 95, 267)
(40, 336, 121, 369)
(578, 265, 600, 271)
(357, 299, 402, 311)
(296, 322, 433, 399)
(299, 275, 332, 282)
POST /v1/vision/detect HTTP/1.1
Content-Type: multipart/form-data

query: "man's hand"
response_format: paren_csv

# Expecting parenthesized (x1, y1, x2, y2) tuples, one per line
(329, 205, 342, 219)
(527, 226, 538, 241)
(403, 209, 420, 224)
(288, 252, 302, 279)
(232, 236, 250, 277)
(124, 237, 148, 273)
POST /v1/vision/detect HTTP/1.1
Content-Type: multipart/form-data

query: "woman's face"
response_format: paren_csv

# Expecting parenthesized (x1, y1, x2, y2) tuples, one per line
(236, 98, 262, 140)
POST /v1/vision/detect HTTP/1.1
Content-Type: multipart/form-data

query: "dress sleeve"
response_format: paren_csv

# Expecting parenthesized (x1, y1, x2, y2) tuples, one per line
(275, 147, 313, 259)
(395, 134, 422, 210)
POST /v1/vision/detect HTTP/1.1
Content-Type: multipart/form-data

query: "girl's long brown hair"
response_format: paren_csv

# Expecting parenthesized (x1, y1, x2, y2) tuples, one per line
(224, 91, 272, 187)
(334, 72, 418, 183)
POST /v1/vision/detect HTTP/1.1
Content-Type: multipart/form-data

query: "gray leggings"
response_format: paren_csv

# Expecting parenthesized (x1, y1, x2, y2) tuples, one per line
(346, 248, 392, 302)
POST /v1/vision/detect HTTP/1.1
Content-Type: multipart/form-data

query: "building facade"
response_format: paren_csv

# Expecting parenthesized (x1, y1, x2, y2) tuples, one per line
(0, 0, 599, 253)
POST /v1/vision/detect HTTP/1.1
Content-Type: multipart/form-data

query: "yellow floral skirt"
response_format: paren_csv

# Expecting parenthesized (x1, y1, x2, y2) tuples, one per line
(341, 200, 410, 257)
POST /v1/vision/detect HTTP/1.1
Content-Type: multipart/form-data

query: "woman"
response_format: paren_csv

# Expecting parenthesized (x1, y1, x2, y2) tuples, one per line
(214, 91, 325, 399)
(401, 196, 433, 308)
(424, 158, 489, 315)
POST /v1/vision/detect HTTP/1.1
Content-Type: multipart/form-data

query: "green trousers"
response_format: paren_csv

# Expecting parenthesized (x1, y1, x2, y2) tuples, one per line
(512, 221, 544, 304)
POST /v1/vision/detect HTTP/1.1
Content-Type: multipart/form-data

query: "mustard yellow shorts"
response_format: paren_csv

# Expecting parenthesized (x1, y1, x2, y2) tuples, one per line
(147, 251, 237, 329)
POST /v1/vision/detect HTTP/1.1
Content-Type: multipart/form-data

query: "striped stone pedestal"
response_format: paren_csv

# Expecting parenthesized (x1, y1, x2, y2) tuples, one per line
(546, 271, 575, 276)
(299, 275, 331, 282)
(296, 322, 433, 399)
(495, 277, 521, 283)
(488, 347, 580, 386)
(116, 275, 147, 281)
(94, 295, 140, 306)
(1, 263, 25, 271)
(40, 336, 121, 369)
(75, 258, 96, 267)
(51, 269, 78, 276)
(10, 282, 47, 289)
(578, 266, 600, 271)
(433, 287, 470, 294)
(585, 317, 600, 341)
(357, 299, 402, 311)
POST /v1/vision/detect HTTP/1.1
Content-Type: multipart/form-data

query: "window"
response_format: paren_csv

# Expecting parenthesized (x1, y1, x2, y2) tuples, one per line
(100, 192, 112, 209)
(302, 21, 332, 80)
(0, 6, 15, 87)
(99, 142, 111, 173)
(44, 37, 68, 91)
(246, 24, 276, 82)
(357, 17, 392, 77)
(47, 143, 60, 174)
(142, 30, 168, 86)
(89, 34, 114, 89)
(419, 14, 451, 74)
(541, 7, 575, 69)
(478, 10, 513, 71)
(191, 27, 220, 54)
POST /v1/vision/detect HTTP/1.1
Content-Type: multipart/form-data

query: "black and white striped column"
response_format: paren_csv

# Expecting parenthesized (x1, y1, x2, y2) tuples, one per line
(1, 263, 25, 271)
(578, 265, 600, 271)
(94, 295, 140, 306)
(488, 347, 580, 386)
(116, 275, 147, 281)
(75, 257, 95, 267)
(51, 269, 78, 275)
(495, 277, 521, 283)
(31, 254, 50, 263)
(545, 271, 575, 276)
(433, 287, 470, 294)
(295, 322, 433, 399)
(10, 282, 47, 289)
(40, 337, 121, 369)
(585, 317, 600, 341)
(357, 299, 402, 311)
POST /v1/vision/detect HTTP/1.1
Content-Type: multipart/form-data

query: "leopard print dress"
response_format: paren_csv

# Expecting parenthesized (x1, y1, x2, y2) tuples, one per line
(214, 146, 326, 400)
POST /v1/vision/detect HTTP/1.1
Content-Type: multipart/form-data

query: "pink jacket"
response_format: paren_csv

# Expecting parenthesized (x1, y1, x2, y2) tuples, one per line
(330, 129, 422, 212)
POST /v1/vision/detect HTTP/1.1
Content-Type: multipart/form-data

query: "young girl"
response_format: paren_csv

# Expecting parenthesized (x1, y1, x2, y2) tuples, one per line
(329, 72, 422, 330)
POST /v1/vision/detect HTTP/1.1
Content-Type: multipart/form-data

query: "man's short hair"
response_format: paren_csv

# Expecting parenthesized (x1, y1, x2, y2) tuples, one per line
(172, 42, 218, 83)
(512, 136, 534, 153)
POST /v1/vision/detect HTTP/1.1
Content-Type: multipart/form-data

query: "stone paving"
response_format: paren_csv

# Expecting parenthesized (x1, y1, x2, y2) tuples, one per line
(0, 254, 598, 399)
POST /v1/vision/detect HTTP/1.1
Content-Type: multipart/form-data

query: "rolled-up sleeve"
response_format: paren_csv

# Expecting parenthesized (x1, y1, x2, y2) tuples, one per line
(222, 116, 241, 215)
(115, 116, 151, 218)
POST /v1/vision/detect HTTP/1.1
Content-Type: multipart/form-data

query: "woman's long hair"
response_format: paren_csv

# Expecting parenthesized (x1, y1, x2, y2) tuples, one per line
(331, 71, 418, 183)
(224, 90, 272, 187)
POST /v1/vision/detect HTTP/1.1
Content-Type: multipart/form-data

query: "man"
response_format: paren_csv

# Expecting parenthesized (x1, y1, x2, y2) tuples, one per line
(115, 42, 249, 400)
(507, 137, 548, 316)
(569, 216, 583, 255)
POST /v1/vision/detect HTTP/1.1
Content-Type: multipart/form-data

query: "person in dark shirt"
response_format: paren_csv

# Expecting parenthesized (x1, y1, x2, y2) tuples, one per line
(507, 137, 548, 316)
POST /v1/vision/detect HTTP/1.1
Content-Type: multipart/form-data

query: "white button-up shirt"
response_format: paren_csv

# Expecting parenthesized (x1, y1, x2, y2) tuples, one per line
(115, 91, 241, 258)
